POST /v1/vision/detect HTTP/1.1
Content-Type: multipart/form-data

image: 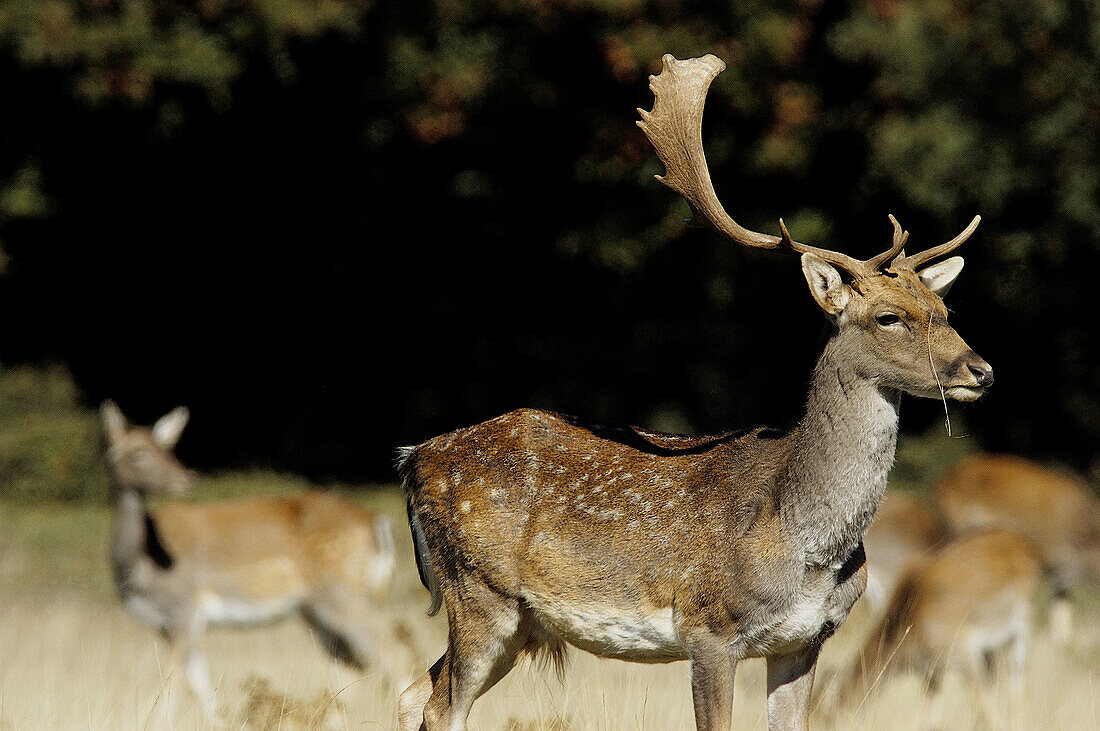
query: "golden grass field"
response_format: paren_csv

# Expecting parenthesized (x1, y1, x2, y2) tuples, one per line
(2, 474, 1098, 730)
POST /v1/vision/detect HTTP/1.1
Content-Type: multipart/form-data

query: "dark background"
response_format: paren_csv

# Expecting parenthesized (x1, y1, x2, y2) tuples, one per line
(1, 1, 1097, 485)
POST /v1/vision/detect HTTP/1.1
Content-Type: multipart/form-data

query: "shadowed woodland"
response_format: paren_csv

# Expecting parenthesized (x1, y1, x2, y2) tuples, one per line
(1, 0, 1098, 488)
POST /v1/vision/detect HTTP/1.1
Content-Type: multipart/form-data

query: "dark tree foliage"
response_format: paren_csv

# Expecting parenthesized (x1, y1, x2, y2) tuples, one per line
(0, 0, 1096, 482)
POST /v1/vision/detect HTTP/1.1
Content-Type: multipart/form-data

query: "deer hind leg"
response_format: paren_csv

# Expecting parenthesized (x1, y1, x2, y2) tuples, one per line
(304, 589, 417, 690)
(766, 645, 821, 731)
(399, 654, 446, 731)
(421, 582, 529, 731)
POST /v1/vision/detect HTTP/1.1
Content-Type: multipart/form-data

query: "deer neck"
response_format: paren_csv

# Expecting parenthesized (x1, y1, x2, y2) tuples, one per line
(110, 483, 152, 591)
(785, 335, 900, 569)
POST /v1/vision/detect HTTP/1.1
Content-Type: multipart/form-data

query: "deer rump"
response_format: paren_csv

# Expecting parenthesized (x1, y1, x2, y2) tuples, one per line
(401, 408, 864, 664)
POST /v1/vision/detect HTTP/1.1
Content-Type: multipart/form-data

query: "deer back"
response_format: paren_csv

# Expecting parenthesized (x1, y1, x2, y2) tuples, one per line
(935, 453, 1100, 586)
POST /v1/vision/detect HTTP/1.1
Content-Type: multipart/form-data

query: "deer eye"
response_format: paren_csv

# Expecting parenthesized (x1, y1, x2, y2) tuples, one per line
(875, 313, 902, 327)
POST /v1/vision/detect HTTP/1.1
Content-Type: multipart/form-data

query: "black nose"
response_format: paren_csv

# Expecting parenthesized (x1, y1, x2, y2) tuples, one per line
(968, 363, 994, 387)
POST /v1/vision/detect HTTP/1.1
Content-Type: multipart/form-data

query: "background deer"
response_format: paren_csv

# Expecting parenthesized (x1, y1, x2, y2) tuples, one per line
(102, 401, 414, 722)
(840, 529, 1042, 716)
(934, 453, 1100, 639)
(396, 53, 992, 731)
(861, 491, 945, 613)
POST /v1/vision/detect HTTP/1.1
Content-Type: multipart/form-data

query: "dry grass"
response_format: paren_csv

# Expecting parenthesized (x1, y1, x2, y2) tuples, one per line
(2, 482, 1098, 730)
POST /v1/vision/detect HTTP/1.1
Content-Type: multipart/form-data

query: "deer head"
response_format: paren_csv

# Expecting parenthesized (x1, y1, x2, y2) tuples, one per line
(637, 54, 992, 402)
(101, 400, 194, 496)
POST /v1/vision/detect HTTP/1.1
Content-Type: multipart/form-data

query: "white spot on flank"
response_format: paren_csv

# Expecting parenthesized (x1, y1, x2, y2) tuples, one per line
(460, 501, 471, 513)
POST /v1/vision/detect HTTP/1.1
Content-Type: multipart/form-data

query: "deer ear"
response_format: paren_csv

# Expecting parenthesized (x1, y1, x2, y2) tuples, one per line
(152, 407, 190, 449)
(801, 253, 851, 317)
(101, 400, 127, 443)
(917, 256, 964, 297)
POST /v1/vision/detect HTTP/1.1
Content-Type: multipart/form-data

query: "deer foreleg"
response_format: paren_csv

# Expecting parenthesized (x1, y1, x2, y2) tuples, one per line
(766, 645, 820, 731)
(686, 633, 738, 731)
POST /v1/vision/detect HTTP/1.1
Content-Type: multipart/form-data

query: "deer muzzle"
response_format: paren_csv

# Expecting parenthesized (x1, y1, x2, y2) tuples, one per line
(943, 349, 993, 400)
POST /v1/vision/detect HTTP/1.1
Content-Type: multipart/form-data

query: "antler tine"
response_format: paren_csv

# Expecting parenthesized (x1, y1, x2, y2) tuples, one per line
(638, 54, 876, 279)
(865, 214, 909, 271)
(889, 214, 907, 249)
(777, 218, 867, 274)
(894, 215, 981, 270)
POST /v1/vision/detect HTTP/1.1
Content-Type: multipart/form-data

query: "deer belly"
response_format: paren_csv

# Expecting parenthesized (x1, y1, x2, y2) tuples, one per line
(527, 594, 687, 662)
(197, 556, 308, 625)
(197, 591, 301, 626)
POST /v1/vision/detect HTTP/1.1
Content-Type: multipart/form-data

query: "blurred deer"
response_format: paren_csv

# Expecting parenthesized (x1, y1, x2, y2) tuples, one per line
(935, 453, 1100, 639)
(861, 491, 945, 613)
(396, 54, 992, 731)
(102, 400, 414, 722)
(841, 529, 1042, 712)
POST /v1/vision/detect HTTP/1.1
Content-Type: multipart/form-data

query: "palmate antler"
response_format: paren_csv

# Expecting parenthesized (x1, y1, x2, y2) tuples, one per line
(636, 54, 980, 278)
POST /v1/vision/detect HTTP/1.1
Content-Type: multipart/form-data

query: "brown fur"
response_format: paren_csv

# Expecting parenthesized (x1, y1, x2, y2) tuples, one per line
(936, 453, 1100, 591)
(153, 492, 395, 604)
(862, 492, 946, 612)
(844, 529, 1042, 702)
(935, 453, 1100, 639)
(102, 402, 412, 722)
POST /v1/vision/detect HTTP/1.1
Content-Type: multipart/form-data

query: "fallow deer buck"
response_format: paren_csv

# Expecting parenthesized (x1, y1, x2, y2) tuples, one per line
(397, 54, 993, 731)
(934, 453, 1100, 640)
(840, 529, 1042, 709)
(102, 401, 414, 722)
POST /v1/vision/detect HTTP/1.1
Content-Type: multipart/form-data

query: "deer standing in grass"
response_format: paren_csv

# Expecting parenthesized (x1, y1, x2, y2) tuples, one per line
(934, 453, 1100, 639)
(397, 54, 993, 731)
(102, 401, 413, 723)
(840, 529, 1042, 712)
